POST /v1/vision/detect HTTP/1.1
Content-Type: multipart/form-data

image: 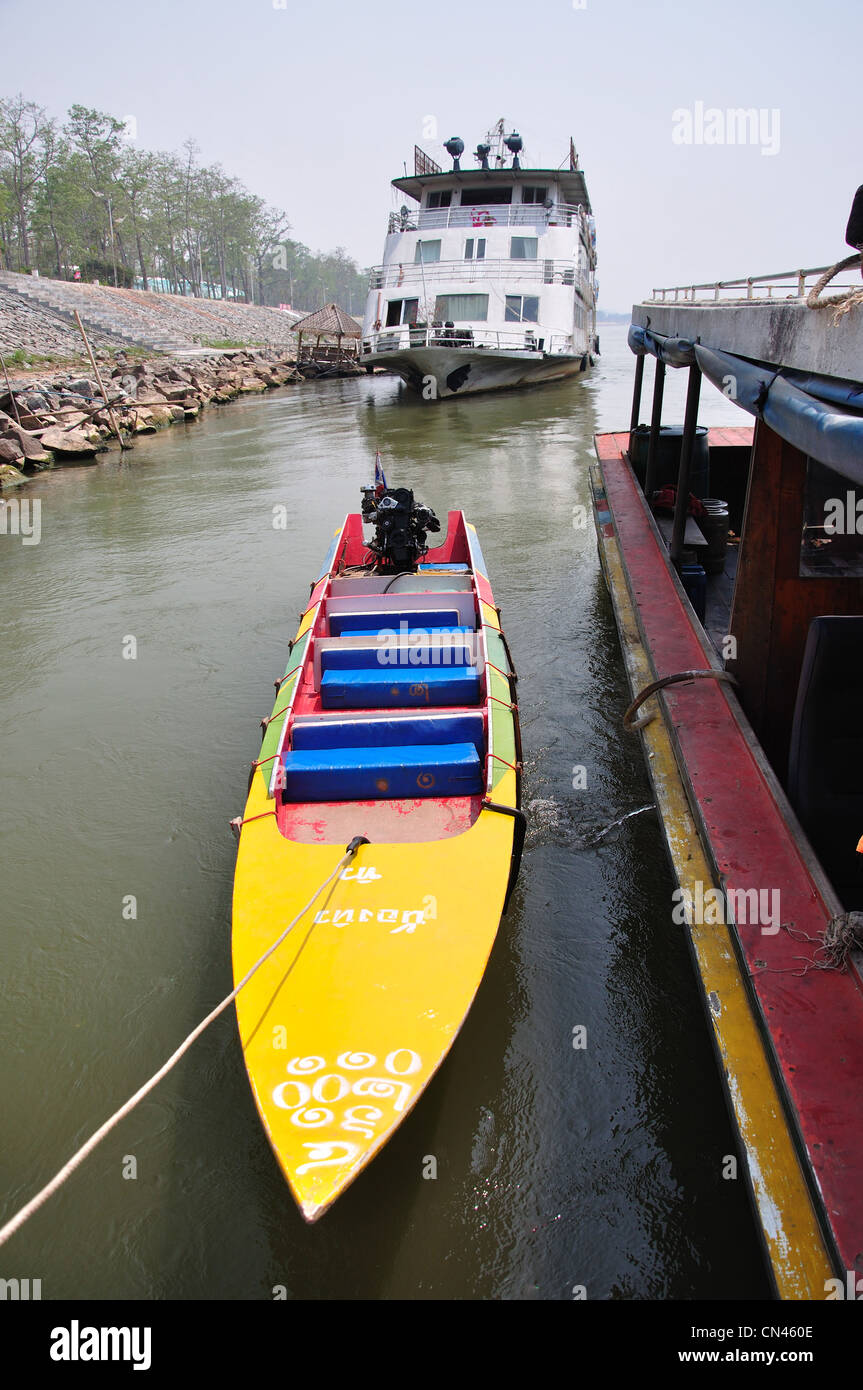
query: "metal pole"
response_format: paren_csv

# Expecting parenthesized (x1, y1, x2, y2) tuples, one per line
(0, 350, 23, 426)
(74, 310, 130, 450)
(643, 358, 666, 499)
(670, 364, 703, 566)
(628, 352, 645, 445)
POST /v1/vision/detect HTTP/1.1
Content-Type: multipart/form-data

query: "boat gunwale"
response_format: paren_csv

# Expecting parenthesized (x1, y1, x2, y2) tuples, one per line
(591, 430, 863, 1281)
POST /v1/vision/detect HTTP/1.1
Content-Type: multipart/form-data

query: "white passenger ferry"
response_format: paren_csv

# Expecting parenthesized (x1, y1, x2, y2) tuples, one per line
(360, 121, 598, 398)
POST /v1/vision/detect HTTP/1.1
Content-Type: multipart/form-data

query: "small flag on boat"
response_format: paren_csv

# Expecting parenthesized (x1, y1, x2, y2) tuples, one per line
(374, 449, 388, 494)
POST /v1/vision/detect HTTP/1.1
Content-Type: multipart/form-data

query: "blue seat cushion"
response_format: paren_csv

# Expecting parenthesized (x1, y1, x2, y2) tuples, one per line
(320, 665, 480, 710)
(321, 639, 474, 671)
(292, 712, 485, 757)
(417, 563, 470, 572)
(280, 742, 482, 802)
(339, 624, 473, 639)
(328, 609, 461, 636)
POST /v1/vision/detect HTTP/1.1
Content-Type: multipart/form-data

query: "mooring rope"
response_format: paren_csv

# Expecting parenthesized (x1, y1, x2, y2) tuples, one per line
(623, 669, 738, 732)
(0, 835, 369, 1251)
(752, 913, 863, 978)
(806, 252, 863, 318)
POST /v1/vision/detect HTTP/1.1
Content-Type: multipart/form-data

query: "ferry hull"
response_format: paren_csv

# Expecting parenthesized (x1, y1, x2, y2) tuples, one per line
(363, 346, 590, 397)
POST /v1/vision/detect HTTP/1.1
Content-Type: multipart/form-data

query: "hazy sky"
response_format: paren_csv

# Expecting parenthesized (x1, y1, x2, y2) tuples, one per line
(2, 0, 860, 312)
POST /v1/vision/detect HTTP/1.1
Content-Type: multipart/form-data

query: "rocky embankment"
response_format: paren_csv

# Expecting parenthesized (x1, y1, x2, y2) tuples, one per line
(0, 349, 310, 486)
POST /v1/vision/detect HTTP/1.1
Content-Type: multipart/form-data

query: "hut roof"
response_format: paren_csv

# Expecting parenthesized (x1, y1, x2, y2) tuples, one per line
(291, 303, 361, 338)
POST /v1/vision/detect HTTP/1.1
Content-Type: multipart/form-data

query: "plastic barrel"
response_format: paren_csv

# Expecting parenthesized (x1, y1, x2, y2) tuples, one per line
(629, 425, 710, 499)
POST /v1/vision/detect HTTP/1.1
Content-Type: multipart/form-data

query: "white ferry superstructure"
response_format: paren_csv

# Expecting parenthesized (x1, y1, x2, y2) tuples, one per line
(360, 122, 598, 398)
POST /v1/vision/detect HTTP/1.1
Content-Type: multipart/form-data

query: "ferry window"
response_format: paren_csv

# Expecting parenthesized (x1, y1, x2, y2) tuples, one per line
(460, 187, 513, 206)
(434, 293, 489, 321)
(464, 238, 486, 260)
(505, 295, 540, 322)
(385, 298, 419, 327)
(521, 187, 548, 204)
(510, 237, 538, 259)
(414, 240, 441, 263)
(426, 191, 452, 209)
(800, 457, 863, 577)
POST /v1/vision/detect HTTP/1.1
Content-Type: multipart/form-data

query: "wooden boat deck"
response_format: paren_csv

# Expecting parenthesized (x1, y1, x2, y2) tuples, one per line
(593, 427, 863, 1294)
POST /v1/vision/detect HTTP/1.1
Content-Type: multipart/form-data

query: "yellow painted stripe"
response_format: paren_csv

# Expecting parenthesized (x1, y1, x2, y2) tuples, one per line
(480, 601, 500, 631)
(593, 465, 834, 1300)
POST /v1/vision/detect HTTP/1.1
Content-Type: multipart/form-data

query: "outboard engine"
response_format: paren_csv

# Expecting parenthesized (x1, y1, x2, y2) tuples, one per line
(360, 486, 441, 571)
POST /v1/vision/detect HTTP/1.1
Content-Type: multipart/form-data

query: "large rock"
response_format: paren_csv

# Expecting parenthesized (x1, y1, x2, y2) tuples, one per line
(154, 383, 193, 402)
(0, 437, 24, 462)
(0, 463, 28, 488)
(128, 410, 157, 433)
(40, 427, 101, 456)
(4, 424, 52, 464)
(18, 410, 55, 429)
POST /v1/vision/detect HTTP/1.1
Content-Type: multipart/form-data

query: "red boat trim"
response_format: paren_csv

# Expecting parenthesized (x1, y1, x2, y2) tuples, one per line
(596, 429, 863, 1275)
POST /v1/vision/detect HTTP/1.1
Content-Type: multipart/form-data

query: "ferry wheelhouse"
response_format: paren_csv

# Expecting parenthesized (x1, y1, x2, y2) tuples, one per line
(591, 253, 863, 1299)
(361, 122, 598, 398)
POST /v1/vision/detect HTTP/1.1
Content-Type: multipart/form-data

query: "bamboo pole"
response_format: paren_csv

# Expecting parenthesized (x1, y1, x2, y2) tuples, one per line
(0, 349, 23, 426)
(73, 310, 131, 450)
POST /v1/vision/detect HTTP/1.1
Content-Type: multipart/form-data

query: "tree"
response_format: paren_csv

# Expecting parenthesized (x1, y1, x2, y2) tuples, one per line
(0, 92, 370, 310)
(0, 94, 53, 269)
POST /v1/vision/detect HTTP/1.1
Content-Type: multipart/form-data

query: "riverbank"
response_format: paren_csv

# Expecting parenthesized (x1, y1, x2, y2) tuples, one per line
(0, 347, 366, 486)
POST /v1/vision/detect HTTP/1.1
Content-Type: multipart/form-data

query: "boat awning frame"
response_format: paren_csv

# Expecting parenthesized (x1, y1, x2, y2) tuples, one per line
(628, 323, 863, 486)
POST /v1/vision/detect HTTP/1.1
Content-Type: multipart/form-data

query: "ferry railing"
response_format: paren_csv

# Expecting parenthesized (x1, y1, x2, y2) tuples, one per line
(649, 266, 861, 303)
(387, 202, 588, 234)
(368, 259, 586, 290)
(360, 326, 576, 356)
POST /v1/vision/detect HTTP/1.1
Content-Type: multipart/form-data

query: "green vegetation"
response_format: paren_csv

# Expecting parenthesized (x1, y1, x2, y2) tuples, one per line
(1, 346, 59, 366)
(0, 95, 369, 311)
(200, 338, 256, 349)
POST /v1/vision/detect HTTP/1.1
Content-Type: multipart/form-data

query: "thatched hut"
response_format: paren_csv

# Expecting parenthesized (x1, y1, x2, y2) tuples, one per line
(292, 303, 361, 366)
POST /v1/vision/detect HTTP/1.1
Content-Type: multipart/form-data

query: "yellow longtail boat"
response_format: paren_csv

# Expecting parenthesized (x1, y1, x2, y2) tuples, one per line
(231, 475, 523, 1221)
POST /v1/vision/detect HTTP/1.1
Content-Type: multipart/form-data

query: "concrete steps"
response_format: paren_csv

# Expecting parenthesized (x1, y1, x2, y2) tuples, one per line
(0, 272, 193, 352)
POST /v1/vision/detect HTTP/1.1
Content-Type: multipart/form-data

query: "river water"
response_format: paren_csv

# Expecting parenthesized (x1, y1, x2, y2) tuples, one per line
(0, 326, 769, 1300)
